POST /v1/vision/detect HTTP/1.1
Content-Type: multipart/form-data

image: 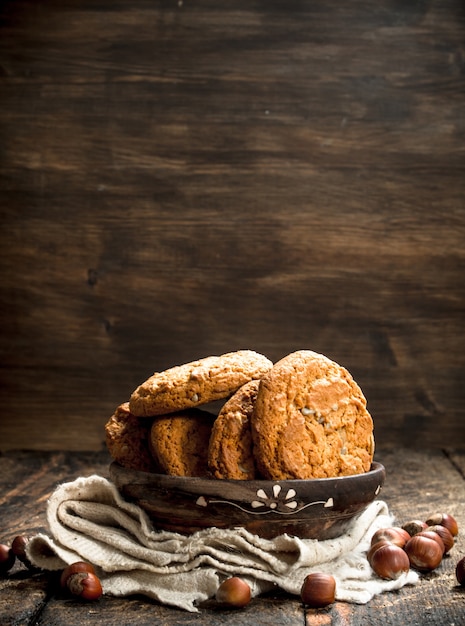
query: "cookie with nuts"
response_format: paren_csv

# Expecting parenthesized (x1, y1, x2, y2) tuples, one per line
(251, 350, 375, 480)
(105, 403, 159, 472)
(150, 409, 216, 477)
(129, 350, 273, 417)
(208, 380, 260, 480)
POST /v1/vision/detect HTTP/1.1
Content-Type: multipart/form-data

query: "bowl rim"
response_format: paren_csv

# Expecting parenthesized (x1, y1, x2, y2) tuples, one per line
(110, 460, 385, 488)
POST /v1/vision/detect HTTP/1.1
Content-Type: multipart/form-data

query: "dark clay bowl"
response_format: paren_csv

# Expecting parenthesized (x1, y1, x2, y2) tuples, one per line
(110, 461, 385, 540)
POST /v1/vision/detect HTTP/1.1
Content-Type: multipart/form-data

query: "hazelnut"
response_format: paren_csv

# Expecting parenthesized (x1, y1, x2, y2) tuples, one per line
(368, 542, 410, 580)
(415, 530, 445, 554)
(425, 525, 454, 554)
(367, 540, 391, 563)
(300, 572, 336, 608)
(0, 544, 16, 573)
(391, 526, 411, 545)
(425, 513, 458, 538)
(215, 577, 251, 608)
(11, 535, 34, 569)
(402, 520, 428, 537)
(66, 571, 103, 601)
(456, 556, 465, 586)
(60, 561, 96, 589)
(370, 527, 409, 549)
(405, 535, 443, 572)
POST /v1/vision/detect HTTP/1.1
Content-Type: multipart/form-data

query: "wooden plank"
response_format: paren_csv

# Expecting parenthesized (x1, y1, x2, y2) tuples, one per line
(373, 446, 465, 523)
(0, 0, 464, 455)
(0, 573, 50, 626)
(0, 450, 111, 543)
(445, 448, 465, 478)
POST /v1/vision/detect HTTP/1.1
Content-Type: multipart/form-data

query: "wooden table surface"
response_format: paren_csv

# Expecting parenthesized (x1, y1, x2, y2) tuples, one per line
(1, 447, 464, 625)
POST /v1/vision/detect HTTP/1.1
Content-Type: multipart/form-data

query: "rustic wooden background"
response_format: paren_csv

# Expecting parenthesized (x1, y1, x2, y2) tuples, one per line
(1, 0, 464, 451)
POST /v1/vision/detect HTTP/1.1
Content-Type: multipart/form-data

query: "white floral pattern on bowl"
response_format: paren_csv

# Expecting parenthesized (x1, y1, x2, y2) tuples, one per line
(196, 483, 337, 515)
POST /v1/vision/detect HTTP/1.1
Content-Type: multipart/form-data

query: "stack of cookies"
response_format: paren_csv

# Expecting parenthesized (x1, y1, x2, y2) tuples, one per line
(105, 349, 375, 481)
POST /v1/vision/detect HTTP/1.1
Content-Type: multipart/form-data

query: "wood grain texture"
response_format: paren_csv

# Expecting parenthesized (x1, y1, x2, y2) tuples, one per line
(0, 449, 463, 625)
(1, 0, 464, 449)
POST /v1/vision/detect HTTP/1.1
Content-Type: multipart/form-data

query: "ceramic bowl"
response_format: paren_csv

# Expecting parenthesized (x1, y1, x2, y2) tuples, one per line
(110, 461, 385, 540)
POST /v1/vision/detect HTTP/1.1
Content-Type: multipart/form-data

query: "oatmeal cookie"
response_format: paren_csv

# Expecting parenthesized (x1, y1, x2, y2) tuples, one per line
(129, 350, 272, 417)
(251, 350, 375, 480)
(105, 402, 158, 472)
(208, 380, 260, 480)
(149, 409, 215, 477)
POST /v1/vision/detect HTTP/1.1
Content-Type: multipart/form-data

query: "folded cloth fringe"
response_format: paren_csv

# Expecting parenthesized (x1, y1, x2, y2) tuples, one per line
(26, 475, 418, 612)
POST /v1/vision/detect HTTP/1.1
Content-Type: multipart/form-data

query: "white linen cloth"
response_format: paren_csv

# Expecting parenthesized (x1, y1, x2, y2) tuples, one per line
(26, 475, 418, 612)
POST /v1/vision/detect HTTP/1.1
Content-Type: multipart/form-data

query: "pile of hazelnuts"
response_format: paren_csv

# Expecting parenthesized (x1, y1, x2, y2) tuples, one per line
(1, 512, 464, 609)
(300, 511, 463, 610)
(368, 512, 460, 582)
